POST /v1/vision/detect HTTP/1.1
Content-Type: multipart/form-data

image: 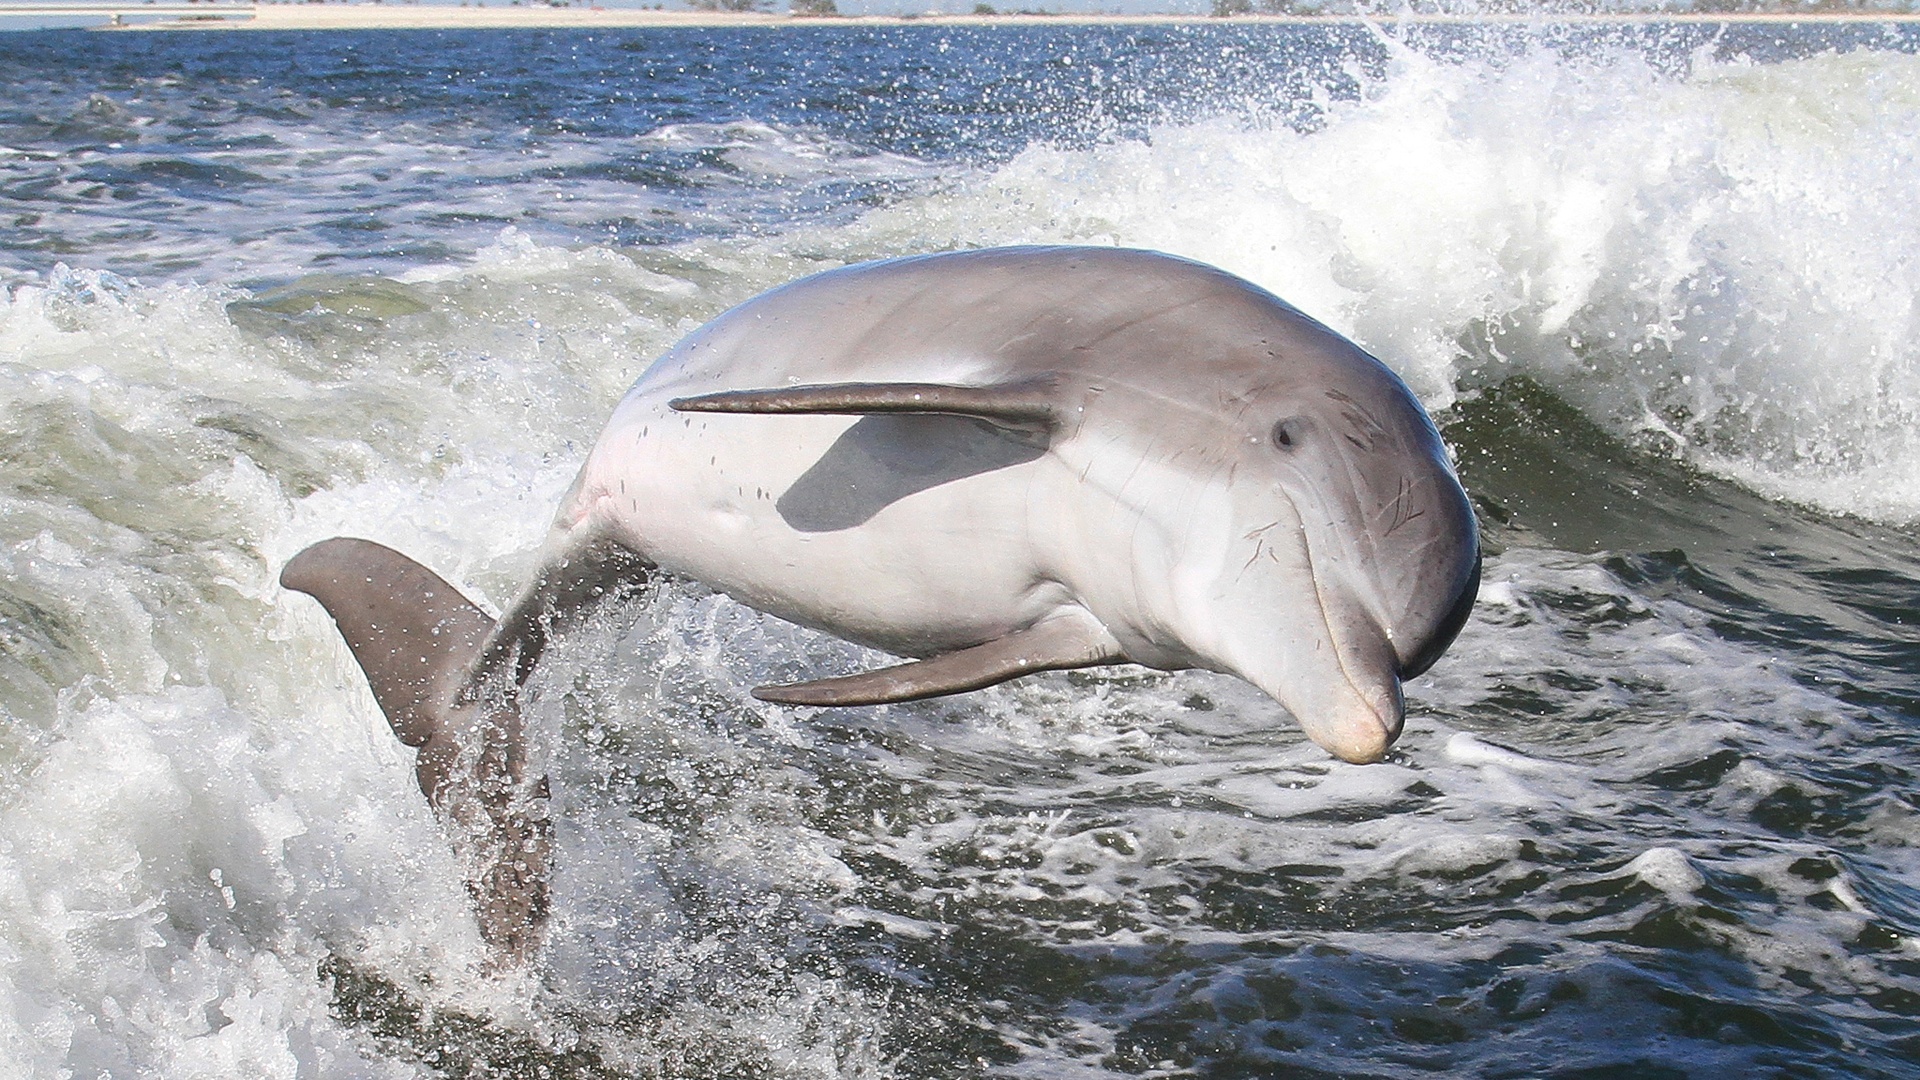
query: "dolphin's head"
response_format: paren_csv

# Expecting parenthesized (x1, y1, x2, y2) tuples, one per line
(1153, 339, 1479, 764)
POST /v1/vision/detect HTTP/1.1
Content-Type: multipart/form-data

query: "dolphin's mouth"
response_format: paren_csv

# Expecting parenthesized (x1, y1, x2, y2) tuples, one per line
(1303, 540, 1477, 762)
(1278, 498, 1406, 764)
(1319, 541, 1479, 764)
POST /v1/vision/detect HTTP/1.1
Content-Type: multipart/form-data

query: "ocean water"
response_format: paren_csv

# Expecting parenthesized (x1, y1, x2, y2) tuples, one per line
(3, 18, 1919, 1078)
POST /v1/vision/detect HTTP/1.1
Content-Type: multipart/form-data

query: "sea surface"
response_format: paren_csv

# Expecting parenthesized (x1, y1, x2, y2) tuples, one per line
(2, 18, 1919, 1079)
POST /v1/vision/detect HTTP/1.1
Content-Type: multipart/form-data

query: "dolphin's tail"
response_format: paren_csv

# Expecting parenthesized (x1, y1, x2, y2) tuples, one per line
(281, 537, 549, 962)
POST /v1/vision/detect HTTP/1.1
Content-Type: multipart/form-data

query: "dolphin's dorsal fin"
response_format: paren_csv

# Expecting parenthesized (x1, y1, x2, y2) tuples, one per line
(281, 537, 494, 748)
(751, 616, 1123, 707)
(670, 372, 1066, 434)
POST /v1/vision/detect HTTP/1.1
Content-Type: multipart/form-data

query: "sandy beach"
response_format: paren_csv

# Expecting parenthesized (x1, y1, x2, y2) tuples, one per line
(198, 6, 1195, 30)
(60, 3, 1920, 32)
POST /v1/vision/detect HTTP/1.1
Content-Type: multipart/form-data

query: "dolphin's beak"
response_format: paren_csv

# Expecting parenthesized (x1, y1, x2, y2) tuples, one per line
(1229, 609, 1405, 765)
(1201, 496, 1413, 765)
(1294, 671, 1403, 764)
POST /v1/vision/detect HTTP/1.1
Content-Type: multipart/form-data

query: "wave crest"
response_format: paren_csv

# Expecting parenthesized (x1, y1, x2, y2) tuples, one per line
(862, 41, 1920, 523)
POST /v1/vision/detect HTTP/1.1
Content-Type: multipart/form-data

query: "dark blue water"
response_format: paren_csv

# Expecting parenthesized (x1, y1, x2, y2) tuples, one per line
(0, 24, 1369, 283)
(4, 21, 1914, 284)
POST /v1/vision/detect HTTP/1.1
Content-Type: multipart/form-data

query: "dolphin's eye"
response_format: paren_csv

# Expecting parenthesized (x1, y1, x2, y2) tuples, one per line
(1270, 418, 1306, 451)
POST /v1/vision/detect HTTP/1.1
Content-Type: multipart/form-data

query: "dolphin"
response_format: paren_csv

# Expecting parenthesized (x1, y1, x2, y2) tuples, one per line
(281, 246, 1480, 959)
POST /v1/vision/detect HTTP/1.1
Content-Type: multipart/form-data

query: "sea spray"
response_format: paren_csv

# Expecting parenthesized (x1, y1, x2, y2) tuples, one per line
(841, 41, 1920, 522)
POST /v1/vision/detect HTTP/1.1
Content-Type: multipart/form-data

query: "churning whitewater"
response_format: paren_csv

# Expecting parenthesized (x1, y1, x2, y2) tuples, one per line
(1, 20, 1918, 1079)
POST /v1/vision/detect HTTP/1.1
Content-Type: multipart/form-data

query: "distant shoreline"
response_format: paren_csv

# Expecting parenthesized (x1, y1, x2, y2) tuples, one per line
(202, 7, 1920, 32)
(4, 2, 1920, 32)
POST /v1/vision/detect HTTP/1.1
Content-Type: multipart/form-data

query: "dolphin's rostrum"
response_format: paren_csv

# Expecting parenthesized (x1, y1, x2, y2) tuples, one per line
(281, 246, 1480, 961)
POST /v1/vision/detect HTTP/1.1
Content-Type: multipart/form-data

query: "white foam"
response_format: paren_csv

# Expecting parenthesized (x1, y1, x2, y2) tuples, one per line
(0, 687, 473, 1078)
(1627, 847, 1707, 896)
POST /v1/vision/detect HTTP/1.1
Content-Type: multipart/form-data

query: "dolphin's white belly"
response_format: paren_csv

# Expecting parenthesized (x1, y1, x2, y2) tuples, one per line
(573, 390, 1071, 657)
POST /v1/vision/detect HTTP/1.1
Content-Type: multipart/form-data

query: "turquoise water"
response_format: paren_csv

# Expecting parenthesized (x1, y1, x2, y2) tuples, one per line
(2, 21, 1919, 1078)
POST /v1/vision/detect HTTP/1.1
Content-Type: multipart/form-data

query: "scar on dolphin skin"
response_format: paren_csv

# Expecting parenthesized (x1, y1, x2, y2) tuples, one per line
(281, 246, 1480, 965)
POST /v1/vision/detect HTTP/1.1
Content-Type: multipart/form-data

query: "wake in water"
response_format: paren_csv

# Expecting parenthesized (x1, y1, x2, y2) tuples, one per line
(1, 20, 1918, 1079)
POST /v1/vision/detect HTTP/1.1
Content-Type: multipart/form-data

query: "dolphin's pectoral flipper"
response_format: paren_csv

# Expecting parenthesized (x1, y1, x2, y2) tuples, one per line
(281, 537, 549, 963)
(752, 616, 1125, 706)
(670, 373, 1068, 438)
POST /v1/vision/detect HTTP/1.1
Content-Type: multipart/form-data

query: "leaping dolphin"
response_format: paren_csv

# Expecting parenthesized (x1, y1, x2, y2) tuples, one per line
(281, 246, 1480, 960)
